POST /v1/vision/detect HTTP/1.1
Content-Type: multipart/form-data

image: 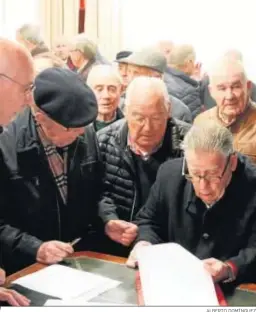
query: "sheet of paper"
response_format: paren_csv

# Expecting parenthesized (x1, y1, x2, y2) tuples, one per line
(137, 243, 219, 306)
(12, 264, 121, 300)
(44, 299, 133, 306)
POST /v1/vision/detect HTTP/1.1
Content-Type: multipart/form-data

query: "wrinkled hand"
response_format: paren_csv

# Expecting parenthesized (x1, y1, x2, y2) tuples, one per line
(203, 258, 229, 282)
(0, 287, 30, 306)
(105, 220, 138, 246)
(36, 240, 74, 264)
(0, 268, 6, 285)
(126, 241, 152, 268)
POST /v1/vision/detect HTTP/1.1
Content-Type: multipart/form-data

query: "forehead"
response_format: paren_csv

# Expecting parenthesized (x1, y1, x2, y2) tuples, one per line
(210, 65, 245, 86)
(186, 150, 226, 168)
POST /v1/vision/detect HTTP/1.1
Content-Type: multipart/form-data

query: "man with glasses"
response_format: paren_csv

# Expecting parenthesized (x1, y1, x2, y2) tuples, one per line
(127, 122, 256, 286)
(0, 39, 35, 126)
(96, 77, 189, 257)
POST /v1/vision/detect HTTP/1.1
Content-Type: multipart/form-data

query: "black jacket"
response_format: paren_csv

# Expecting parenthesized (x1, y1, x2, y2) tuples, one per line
(164, 67, 202, 118)
(0, 108, 103, 274)
(97, 118, 190, 224)
(136, 155, 256, 284)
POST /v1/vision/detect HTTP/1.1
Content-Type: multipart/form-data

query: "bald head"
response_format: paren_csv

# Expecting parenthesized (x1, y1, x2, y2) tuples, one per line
(223, 49, 243, 62)
(0, 39, 35, 125)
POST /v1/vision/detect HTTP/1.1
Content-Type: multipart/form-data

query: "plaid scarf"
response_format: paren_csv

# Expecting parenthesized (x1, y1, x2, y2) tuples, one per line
(36, 123, 68, 205)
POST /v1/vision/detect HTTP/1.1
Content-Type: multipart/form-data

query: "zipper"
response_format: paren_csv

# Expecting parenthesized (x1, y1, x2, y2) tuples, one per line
(129, 185, 137, 222)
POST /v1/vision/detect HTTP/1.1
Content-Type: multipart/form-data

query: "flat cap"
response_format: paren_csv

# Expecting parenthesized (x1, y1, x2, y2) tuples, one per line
(122, 47, 167, 73)
(34, 67, 98, 128)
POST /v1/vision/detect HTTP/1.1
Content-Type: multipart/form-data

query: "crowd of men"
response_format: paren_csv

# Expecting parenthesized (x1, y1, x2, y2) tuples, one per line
(1, 23, 256, 306)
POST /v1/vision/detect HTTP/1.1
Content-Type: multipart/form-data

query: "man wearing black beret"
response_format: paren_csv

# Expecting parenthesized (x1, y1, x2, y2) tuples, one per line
(0, 67, 103, 274)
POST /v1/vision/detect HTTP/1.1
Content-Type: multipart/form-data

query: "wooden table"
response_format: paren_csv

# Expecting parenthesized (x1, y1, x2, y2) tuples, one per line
(5, 251, 256, 304)
(5, 251, 126, 287)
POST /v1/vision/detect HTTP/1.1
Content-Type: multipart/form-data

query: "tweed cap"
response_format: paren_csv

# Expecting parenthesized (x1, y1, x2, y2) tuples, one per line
(34, 67, 98, 128)
(122, 47, 167, 73)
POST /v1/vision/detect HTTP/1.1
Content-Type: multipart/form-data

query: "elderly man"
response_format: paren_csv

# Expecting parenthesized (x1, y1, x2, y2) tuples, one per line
(16, 24, 49, 57)
(164, 44, 203, 119)
(0, 68, 102, 274)
(87, 65, 124, 131)
(96, 77, 190, 257)
(115, 50, 132, 92)
(127, 122, 256, 286)
(122, 47, 192, 123)
(0, 39, 36, 306)
(0, 39, 35, 125)
(194, 59, 256, 163)
(69, 35, 99, 82)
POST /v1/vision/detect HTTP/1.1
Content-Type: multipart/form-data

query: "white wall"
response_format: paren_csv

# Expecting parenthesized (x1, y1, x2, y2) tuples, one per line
(0, 0, 40, 40)
(120, 0, 256, 80)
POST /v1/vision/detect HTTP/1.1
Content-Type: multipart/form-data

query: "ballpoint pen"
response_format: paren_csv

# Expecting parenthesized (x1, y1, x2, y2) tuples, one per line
(70, 237, 82, 247)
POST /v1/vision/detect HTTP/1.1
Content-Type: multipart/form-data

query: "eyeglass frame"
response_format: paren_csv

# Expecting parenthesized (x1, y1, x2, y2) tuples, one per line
(182, 154, 232, 184)
(0, 73, 35, 95)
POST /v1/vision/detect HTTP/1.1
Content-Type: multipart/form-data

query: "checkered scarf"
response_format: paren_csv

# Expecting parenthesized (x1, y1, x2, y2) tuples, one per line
(36, 123, 68, 205)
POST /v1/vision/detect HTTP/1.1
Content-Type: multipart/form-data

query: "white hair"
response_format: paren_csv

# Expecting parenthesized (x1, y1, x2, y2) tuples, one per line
(17, 24, 43, 45)
(125, 76, 170, 111)
(182, 122, 234, 157)
(87, 64, 122, 86)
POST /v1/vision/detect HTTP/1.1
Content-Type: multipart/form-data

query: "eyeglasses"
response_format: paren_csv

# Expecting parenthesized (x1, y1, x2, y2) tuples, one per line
(0, 73, 35, 95)
(182, 154, 231, 184)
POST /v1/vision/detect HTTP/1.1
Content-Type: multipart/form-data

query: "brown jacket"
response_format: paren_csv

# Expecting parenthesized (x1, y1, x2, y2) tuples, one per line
(194, 103, 256, 163)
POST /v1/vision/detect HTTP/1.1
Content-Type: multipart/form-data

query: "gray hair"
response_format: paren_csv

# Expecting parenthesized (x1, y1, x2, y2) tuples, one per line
(87, 64, 122, 86)
(125, 76, 170, 111)
(182, 122, 234, 157)
(167, 44, 196, 67)
(17, 24, 43, 45)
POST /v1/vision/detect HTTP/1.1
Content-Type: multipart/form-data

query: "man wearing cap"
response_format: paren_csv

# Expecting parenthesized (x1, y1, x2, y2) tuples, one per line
(121, 47, 192, 123)
(0, 68, 103, 274)
(115, 50, 132, 92)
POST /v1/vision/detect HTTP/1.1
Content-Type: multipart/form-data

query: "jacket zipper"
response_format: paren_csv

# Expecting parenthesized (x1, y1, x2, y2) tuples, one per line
(129, 185, 137, 222)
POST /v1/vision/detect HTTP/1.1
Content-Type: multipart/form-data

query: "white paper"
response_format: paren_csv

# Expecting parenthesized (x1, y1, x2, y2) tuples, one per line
(44, 299, 133, 306)
(137, 243, 219, 306)
(12, 264, 121, 300)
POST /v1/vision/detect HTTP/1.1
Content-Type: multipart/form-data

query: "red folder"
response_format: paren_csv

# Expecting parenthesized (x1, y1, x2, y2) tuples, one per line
(135, 270, 228, 306)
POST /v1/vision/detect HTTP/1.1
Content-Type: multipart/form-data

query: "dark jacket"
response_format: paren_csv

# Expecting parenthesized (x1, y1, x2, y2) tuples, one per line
(136, 155, 256, 285)
(93, 108, 124, 132)
(164, 67, 203, 118)
(97, 118, 190, 224)
(0, 108, 103, 274)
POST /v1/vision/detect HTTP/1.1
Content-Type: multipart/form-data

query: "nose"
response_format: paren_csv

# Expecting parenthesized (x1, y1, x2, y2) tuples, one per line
(198, 177, 210, 191)
(142, 118, 151, 132)
(225, 87, 234, 100)
(101, 87, 110, 98)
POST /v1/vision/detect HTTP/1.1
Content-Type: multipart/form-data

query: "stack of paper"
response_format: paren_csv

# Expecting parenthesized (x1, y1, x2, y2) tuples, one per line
(12, 264, 121, 301)
(137, 243, 219, 306)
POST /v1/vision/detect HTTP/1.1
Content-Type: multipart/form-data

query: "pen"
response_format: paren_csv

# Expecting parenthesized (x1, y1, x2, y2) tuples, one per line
(70, 237, 81, 247)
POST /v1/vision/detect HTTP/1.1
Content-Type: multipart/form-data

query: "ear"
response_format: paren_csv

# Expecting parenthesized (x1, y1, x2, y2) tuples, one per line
(230, 153, 238, 172)
(247, 80, 252, 90)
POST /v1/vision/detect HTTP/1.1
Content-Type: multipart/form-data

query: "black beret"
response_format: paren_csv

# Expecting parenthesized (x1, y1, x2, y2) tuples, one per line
(34, 67, 98, 128)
